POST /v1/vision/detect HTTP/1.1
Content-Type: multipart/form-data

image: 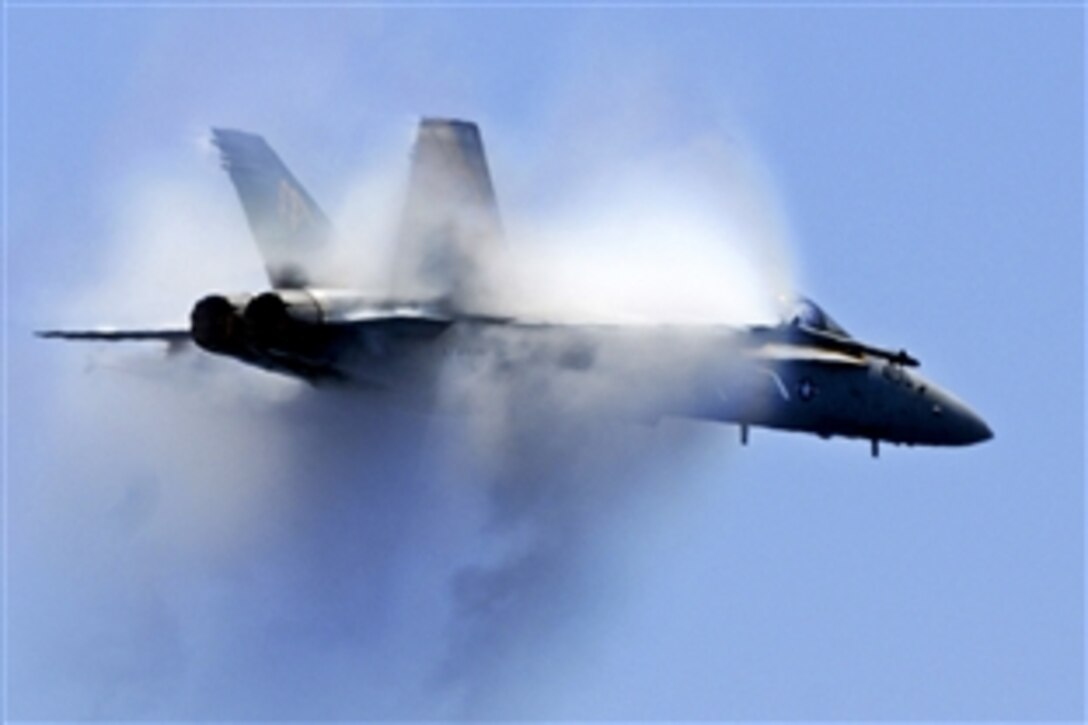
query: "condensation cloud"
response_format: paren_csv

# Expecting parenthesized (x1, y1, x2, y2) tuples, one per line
(9, 13, 800, 719)
(13, 119, 794, 719)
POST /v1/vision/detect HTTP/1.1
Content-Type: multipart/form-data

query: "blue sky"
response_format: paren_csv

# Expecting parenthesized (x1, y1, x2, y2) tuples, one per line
(4, 4, 1084, 721)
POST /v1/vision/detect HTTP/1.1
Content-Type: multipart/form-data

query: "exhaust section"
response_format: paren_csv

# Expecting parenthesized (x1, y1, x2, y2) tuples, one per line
(190, 294, 249, 354)
(244, 290, 323, 348)
(243, 289, 391, 342)
(192, 289, 373, 353)
(190, 289, 385, 379)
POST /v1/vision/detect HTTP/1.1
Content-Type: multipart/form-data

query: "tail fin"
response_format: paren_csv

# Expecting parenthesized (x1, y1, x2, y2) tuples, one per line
(391, 118, 504, 309)
(211, 128, 332, 288)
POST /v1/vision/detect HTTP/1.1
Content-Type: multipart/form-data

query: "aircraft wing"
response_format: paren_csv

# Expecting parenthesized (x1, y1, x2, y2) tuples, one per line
(391, 118, 503, 311)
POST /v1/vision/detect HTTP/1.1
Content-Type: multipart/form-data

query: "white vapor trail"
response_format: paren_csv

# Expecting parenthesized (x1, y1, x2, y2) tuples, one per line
(12, 120, 795, 719)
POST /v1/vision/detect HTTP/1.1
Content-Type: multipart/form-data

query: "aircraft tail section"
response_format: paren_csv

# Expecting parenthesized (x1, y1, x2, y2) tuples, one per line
(391, 118, 503, 310)
(212, 128, 332, 288)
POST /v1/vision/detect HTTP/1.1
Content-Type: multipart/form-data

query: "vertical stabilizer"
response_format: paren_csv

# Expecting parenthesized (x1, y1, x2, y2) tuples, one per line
(391, 118, 504, 309)
(212, 128, 332, 288)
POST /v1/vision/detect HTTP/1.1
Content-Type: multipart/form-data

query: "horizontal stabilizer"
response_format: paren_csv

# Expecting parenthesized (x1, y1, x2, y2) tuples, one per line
(37, 328, 190, 342)
(37, 327, 191, 356)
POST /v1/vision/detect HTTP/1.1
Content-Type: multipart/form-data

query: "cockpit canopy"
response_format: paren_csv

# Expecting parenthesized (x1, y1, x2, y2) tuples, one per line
(783, 296, 851, 338)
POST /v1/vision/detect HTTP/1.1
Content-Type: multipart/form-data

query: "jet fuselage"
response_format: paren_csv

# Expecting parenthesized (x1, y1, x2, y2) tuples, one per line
(187, 288, 993, 454)
(40, 119, 993, 456)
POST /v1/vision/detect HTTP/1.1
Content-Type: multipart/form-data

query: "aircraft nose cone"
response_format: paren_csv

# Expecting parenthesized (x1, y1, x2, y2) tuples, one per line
(960, 407, 993, 444)
(943, 397, 994, 445)
(910, 375, 994, 447)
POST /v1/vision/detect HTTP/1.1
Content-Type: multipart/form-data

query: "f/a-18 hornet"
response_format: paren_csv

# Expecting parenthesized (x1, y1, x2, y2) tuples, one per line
(40, 118, 993, 457)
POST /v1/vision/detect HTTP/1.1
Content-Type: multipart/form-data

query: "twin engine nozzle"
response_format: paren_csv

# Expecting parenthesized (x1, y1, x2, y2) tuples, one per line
(189, 289, 335, 356)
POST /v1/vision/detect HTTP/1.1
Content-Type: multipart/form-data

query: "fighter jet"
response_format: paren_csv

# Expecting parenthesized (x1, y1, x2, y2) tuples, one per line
(39, 119, 993, 456)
